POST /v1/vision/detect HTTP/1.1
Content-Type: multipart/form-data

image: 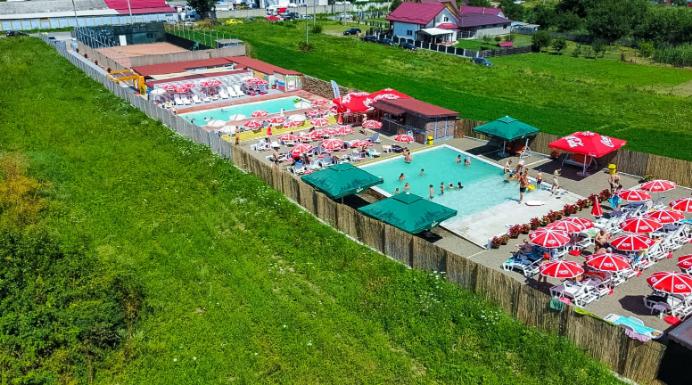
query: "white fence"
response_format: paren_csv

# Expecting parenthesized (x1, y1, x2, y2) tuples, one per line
(39, 35, 232, 160)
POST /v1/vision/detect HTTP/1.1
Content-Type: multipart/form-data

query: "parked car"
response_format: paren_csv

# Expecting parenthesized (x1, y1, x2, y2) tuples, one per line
(343, 28, 361, 36)
(377, 37, 394, 46)
(283, 12, 299, 20)
(399, 41, 416, 50)
(299, 14, 313, 20)
(473, 57, 493, 67)
(362, 35, 379, 43)
(6, 31, 24, 37)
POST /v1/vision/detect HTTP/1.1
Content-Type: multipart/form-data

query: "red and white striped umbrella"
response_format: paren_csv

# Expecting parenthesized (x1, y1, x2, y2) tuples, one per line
(336, 125, 354, 136)
(586, 253, 631, 272)
(619, 217, 663, 233)
(640, 179, 676, 193)
(548, 219, 583, 233)
(279, 133, 300, 141)
(540, 260, 584, 279)
(251, 110, 268, 118)
(669, 197, 692, 213)
(565, 217, 595, 230)
(394, 134, 415, 143)
(243, 120, 264, 129)
(267, 116, 286, 125)
(362, 119, 383, 130)
(647, 272, 692, 295)
(311, 99, 331, 107)
(324, 127, 340, 136)
(208, 79, 221, 87)
(309, 129, 327, 141)
(618, 189, 651, 202)
(283, 120, 303, 128)
(677, 254, 692, 271)
(306, 109, 323, 118)
(644, 209, 685, 224)
(610, 234, 655, 252)
(310, 118, 329, 128)
(349, 139, 372, 148)
(321, 138, 344, 151)
(529, 228, 571, 248)
(290, 143, 313, 157)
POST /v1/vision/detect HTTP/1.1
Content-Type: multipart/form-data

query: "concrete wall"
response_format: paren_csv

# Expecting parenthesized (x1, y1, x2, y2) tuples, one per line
(463, 24, 511, 38)
(127, 45, 247, 67)
(216, 4, 352, 19)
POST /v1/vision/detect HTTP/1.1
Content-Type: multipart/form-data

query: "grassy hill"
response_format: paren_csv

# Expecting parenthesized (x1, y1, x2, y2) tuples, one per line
(205, 20, 692, 160)
(0, 37, 624, 384)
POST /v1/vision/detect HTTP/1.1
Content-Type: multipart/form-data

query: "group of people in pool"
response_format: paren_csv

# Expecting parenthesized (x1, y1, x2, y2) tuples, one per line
(393, 154, 473, 198)
(503, 159, 562, 203)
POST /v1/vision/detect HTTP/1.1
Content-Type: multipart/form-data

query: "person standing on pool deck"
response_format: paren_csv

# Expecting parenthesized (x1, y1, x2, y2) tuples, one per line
(440, 182, 445, 195)
(536, 172, 543, 188)
(399, 173, 405, 182)
(551, 169, 561, 195)
(519, 170, 529, 203)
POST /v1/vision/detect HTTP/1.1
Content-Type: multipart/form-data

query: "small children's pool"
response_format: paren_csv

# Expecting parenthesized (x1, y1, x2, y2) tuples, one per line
(181, 96, 309, 126)
(360, 145, 581, 246)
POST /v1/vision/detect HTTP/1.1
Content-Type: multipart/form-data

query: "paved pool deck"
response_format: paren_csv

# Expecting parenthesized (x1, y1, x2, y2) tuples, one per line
(238, 132, 691, 333)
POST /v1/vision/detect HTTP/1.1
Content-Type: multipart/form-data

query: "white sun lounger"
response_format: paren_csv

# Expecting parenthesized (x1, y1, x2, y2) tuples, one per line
(233, 84, 244, 96)
(192, 94, 202, 104)
(219, 89, 229, 99)
(227, 86, 237, 97)
(174, 95, 183, 105)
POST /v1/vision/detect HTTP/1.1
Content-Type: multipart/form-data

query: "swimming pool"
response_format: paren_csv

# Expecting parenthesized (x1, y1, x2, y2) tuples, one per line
(360, 145, 581, 246)
(181, 96, 309, 126)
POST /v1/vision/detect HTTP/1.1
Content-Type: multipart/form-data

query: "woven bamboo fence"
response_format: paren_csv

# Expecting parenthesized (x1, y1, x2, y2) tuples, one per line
(455, 119, 691, 187)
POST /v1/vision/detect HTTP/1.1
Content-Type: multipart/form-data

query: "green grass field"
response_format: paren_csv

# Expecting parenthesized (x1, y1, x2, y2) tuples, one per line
(0, 37, 625, 384)
(193, 20, 692, 160)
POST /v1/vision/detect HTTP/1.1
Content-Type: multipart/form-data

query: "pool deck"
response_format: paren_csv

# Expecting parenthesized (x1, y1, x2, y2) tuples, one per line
(238, 131, 691, 332)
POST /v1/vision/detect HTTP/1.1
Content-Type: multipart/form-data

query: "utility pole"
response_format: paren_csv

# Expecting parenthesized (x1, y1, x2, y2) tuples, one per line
(70, 0, 80, 29)
(305, 4, 309, 44)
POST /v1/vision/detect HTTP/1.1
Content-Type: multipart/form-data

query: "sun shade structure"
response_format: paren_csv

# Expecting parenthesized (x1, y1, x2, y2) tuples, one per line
(302, 163, 383, 200)
(473, 116, 540, 142)
(549, 131, 626, 175)
(358, 193, 457, 234)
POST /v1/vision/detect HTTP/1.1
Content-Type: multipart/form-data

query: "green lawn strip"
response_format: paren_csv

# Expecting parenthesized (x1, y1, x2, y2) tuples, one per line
(1, 37, 622, 384)
(203, 21, 691, 160)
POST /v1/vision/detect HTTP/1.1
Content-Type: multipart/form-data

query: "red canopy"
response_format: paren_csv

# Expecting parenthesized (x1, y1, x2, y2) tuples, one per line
(332, 88, 410, 114)
(548, 131, 626, 158)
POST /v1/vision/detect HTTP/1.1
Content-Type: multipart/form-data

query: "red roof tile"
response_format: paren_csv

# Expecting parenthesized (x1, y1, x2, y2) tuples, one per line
(133, 57, 234, 76)
(459, 5, 503, 16)
(104, 0, 175, 15)
(373, 98, 458, 118)
(386, 2, 445, 25)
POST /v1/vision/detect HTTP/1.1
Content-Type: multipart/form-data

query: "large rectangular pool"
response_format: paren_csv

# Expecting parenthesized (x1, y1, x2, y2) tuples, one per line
(181, 96, 309, 126)
(360, 145, 580, 246)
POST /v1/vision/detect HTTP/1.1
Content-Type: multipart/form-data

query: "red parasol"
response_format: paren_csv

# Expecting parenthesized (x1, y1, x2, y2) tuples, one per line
(362, 119, 383, 130)
(529, 228, 571, 248)
(590, 195, 603, 217)
(565, 217, 595, 230)
(321, 139, 344, 151)
(310, 118, 329, 128)
(324, 127, 340, 136)
(332, 89, 410, 114)
(267, 116, 286, 125)
(306, 109, 324, 118)
(309, 129, 327, 141)
(283, 120, 303, 129)
(349, 139, 371, 148)
(252, 110, 268, 118)
(640, 179, 676, 193)
(647, 272, 692, 295)
(336, 125, 354, 136)
(290, 144, 313, 158)
(548, 131, 627, 158)
(394, 134, 415, 143)
(610, 234, 655, 252)
(618, 189, 651, 202)
(540, 260, 584, 279)
(243, 120, 264, 129)
(280, 133, 300, 142)
(586, 253, 631, 272)
(548, 219, 583, 233)
(644, 209, 685, 224)
(620, 217, 663, 233)
(669, 198, 692, 213)
(677, 254, 692, 271)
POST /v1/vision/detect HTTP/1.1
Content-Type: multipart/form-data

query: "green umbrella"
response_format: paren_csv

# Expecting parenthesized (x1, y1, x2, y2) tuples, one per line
(358, 193, 457, 234)
(473, 115, 540, 141)
(302, 163, 383, 200)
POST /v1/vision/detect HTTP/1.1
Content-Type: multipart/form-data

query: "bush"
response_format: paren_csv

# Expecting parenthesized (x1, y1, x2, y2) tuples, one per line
(637, 40, 654, 58)
(505, 34, 515, 42)
(494, 35, 502, 42)
(653, 43, 692, 67)
(532, 31, 552, 52)
(592, 39, 607, 58)
(552, 37, 567, 54)
(311, 24, 323, 34)
(572, 44, 582, 57)
(298, 40, 314, 52)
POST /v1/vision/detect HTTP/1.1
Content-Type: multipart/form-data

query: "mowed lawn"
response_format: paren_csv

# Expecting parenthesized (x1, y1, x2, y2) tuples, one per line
(0, 38, 624, 384)
(214, 21, 692, 160)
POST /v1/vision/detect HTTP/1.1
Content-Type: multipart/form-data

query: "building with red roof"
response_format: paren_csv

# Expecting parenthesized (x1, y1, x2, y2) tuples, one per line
(371, 97, 458, 142)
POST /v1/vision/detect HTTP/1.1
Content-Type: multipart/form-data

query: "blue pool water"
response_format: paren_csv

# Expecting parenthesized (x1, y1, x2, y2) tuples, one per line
(181, 96, 308, 126)
(360, 145, 525, 218)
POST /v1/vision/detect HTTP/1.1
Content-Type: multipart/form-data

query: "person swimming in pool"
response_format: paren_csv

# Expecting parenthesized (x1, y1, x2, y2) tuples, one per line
(419, 168, 425, 176)
(449, 183, 455, 190)
(399, 173, 405, 182)
(404, 182, 411, 192)
(457, 181, 463, 189)
(464, 156, 471, 166)
(394, 187, 400, 194)
(429, 184, 435, 200)
(439, 182, 445, 195)
(456, 155, 462, 164)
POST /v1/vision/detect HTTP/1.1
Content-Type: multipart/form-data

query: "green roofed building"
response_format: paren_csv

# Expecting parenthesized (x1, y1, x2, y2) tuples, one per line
(358, 193, 457, 234)
(301, 163, 383, 200)
(472, 115, 540, 142)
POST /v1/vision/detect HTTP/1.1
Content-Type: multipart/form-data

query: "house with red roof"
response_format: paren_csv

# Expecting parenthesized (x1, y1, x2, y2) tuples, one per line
(386, 1, 460, 44)
(387, 1, 511, 42)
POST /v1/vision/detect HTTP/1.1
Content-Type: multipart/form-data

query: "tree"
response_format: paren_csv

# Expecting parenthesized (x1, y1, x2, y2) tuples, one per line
(467, 0, 492, 6)
(390, 0, 402, 12)
(532, 30, 552, 51)
(584, 0, 647, 43)
(187, 0, 215, 19)
(529, 5, 558, 29)
(552, 37, 567, 53)
(556, 0, 588, 18)
(555, 11, 582, 32)
(499, 0, 524, 21)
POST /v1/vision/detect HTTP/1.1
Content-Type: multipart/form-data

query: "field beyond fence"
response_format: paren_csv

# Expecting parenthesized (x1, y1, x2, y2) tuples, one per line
(38, 35, 689, 385)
